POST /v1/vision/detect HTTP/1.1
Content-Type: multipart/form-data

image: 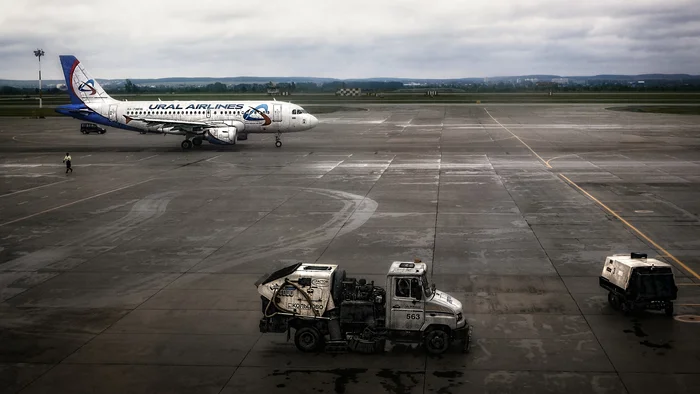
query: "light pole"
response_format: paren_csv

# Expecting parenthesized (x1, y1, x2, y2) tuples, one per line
(34, 49, 45, 108)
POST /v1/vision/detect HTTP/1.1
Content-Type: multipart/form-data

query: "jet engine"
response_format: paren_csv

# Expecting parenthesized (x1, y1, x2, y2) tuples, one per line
(205, 126, 238, 145)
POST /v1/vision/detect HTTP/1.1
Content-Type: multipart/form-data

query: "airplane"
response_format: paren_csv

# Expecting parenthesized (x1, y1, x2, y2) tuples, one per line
(54, 55, 319, 149)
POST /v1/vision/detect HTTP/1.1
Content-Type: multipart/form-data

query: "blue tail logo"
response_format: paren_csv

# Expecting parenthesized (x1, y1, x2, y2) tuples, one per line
(78, 79, 97, 95)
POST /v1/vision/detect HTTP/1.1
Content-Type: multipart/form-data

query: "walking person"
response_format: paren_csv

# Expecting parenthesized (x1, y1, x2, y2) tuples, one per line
(63, 152, 73, 173)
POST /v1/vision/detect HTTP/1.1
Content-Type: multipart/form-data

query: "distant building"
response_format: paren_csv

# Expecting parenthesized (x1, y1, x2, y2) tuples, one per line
(552, 78, 569, 84)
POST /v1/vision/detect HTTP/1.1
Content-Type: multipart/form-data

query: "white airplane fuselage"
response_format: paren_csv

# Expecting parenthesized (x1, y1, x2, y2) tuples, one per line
(55, 55, 319, 149)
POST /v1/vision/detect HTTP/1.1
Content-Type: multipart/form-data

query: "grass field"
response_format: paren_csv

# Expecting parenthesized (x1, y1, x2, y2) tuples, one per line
(2, 92, 700, 117)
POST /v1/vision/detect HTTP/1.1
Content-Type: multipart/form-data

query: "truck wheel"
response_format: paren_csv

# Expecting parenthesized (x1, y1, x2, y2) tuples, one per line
(294, 326, 323, 352)
(424, 328, 450, 355)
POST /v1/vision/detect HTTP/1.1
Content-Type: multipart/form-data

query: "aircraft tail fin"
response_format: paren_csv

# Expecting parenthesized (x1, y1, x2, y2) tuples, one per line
(59, 55, 113, 105)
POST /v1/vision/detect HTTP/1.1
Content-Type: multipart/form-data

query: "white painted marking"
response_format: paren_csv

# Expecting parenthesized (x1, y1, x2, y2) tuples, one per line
(17, 201, 27, 205)
(136, 154, 159, 162)
(0, 178, 155, 227)
(0, 179, 70, 198)
(205, 155, 222, 162)
(635, 210, 654, 214)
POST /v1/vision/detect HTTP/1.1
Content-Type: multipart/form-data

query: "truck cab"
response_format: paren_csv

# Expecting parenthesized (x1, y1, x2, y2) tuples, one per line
(386, 261, 468, 353)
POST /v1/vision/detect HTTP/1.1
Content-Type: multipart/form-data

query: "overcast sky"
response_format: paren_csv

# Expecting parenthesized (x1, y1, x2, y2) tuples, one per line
(1, 0, 698, 80)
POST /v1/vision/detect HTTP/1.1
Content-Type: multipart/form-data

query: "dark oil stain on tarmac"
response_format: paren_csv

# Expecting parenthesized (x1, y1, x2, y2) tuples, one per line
(376, 369, 423, 394)
(270, 368, 433, 393)
(623, 319, 673, 351)
(639, 340, 673, 350)
(430, 371, 465, 394)
(623, 319, 648, 338)
(270, 368, 367, 393)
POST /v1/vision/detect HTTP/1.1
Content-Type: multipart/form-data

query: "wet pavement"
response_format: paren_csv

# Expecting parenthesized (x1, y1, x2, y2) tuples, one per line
(1, 104, 699, 394)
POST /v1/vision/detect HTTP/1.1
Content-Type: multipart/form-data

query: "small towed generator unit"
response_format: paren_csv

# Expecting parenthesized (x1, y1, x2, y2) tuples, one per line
(599, 253, 678, 315)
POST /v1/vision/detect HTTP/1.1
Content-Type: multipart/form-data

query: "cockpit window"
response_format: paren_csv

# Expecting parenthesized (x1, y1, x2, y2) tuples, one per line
(292, 109, 297, 115)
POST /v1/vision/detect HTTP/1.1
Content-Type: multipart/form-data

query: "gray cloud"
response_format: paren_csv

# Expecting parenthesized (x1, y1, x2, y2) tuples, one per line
(0, 0, 698, 80)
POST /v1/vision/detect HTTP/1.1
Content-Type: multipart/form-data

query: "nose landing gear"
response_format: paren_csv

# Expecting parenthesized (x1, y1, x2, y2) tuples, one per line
(275, 132, 282, 148)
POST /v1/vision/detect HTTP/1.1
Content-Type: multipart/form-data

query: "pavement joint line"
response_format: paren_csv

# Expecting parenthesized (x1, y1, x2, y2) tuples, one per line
(559, 173, 700, 281)
(483, 107, 552, 169)
(0, 177, 156, 227)
(0, 179, 71, 198)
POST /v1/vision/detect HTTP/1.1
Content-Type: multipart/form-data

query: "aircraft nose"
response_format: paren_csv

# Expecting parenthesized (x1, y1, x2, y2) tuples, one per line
(309, 115, 319, 128)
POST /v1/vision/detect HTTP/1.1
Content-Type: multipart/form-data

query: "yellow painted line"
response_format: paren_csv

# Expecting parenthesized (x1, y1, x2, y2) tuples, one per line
(559, 173, 700, 281)
(483, 108, 552, 169)
(677, 304, 700, 306)
(678, 283, 700, 286)
(545, 154, 579, 167)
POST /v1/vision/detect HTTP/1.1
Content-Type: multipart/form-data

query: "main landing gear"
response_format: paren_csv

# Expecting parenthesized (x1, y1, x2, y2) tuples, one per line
(275, 132, 282, 148)
(181, 137, 203, 150)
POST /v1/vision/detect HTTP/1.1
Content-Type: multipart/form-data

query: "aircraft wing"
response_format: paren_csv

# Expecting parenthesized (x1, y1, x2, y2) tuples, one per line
(124, 115, 214, 128)
(122, 115, 233, 135)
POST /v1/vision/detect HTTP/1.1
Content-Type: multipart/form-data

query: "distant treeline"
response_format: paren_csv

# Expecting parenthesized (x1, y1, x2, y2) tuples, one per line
(121, 80, 407, 94)
(3, 79, 700, 96)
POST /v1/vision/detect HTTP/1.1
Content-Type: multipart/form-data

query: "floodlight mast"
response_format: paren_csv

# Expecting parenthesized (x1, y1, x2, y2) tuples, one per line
(34, 49, 45, 109)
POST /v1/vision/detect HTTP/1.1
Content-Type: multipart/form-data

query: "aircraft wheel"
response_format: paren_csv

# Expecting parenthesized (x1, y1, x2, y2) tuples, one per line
(181, 140, 193, 150)
(192, 138, 203, 146)
(275, 140, 282, 148)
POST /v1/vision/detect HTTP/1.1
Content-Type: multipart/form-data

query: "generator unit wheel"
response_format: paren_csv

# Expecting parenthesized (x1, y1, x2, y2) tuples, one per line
(607, 292, 620, 310)
(294, 326, 323, 353)
(664, 303, 674, 317)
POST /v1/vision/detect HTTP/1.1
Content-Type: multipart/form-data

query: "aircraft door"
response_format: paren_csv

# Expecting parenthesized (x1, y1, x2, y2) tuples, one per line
(273, 104, 282, 122)
(206, 109, 211, 118)
(388, 277, 425, 331)
(108, 104, 117, 122)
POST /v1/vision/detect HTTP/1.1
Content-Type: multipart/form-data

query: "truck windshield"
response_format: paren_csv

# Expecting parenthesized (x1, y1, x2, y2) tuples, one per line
(421, 274, 433, 298)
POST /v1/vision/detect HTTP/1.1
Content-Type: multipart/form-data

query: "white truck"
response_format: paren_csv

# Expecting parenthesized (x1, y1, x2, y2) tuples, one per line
(255, 260, 471, 354)
(599, 253, 678, 315)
